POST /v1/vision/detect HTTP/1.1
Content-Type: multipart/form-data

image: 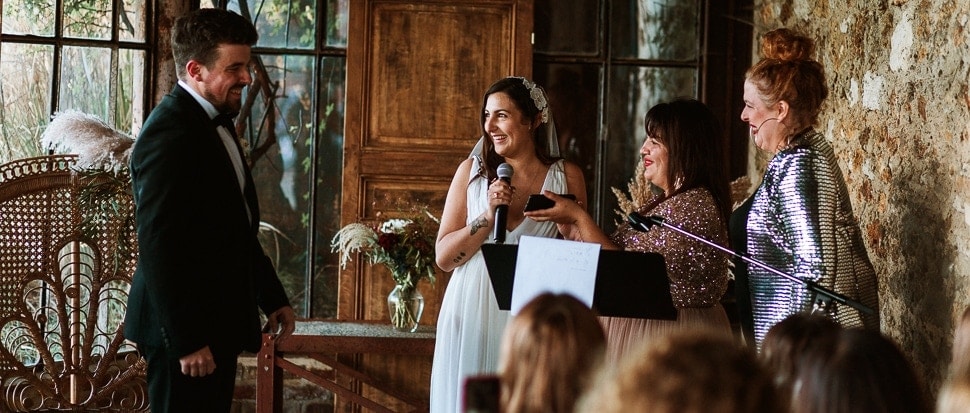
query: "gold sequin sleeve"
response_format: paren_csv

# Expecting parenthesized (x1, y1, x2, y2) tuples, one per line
(610, 187, 729, 308)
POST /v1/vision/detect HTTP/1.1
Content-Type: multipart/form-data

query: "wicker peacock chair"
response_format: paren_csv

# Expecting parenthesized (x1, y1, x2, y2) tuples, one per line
(0, 154, 147, 411)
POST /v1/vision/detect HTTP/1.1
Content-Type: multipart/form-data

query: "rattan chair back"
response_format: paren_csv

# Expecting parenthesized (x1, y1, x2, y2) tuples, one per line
(0, 154, 146, 411)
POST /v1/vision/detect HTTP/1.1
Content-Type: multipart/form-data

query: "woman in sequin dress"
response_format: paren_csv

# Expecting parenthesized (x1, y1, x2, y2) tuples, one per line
(527, 98, 732, 363)
(733, 28, 880, 348)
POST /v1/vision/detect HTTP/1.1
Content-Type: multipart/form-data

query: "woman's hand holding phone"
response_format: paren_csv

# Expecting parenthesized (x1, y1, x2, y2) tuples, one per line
(523, 193, 576, 212)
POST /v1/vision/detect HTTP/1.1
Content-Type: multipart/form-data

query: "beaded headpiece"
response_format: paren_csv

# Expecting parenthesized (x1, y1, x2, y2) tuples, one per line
(518, 77, 550, 124)
(514, 77, 558, 157)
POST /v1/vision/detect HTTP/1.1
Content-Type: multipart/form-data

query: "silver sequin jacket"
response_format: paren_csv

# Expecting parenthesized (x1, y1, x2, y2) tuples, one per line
(746, 130, 880, 345)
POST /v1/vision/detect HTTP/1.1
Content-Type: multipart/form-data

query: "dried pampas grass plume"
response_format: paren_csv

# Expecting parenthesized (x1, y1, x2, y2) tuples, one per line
(41, 110, 135, 173)
(612, 161, 654, 224)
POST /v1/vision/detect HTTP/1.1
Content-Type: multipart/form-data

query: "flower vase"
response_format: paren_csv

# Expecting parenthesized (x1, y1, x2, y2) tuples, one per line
(387, 284, 424, 332)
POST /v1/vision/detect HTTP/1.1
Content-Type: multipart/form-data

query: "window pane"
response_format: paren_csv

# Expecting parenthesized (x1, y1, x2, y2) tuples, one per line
(611, 0, 700, 61)
(248, 54, 316, 316)
(602, 65, 696, 231)
(0, 43, 52, 162)
(119, 0, 147, 41)
(326, 0, 348, 48)
(116, 49, 146, 136)
(535, 0, 598, 55)
(231, 0, 316, 49)
(64, 0, 111, 39)
(2, 0, 54, 36)
(534, 62, 600, 210)
(312, 56, 345, 318)
(59, 46, 111, 120)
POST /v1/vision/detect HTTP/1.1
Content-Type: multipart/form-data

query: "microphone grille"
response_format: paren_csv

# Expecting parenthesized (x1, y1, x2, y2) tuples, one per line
(497, 163, 514, 180)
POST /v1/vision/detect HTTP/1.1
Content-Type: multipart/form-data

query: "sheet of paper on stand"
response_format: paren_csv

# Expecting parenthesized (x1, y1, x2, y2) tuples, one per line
(510, 236, 600, 314)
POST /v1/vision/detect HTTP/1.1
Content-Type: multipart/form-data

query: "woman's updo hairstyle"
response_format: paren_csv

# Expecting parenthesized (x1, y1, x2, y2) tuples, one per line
(745, 28, 829, 133)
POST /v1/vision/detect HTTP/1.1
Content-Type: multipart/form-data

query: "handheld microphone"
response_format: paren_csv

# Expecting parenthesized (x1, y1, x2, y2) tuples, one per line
(627, 212, 663, 232)
(493, 163, 513, 243)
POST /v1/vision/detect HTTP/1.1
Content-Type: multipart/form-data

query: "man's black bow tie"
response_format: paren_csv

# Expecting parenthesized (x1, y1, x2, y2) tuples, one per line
(213, 113, 237, 128)
(213, 113, 239, 137)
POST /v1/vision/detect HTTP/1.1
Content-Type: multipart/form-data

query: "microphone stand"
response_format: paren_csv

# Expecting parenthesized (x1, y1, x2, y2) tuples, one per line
(628, 213, 874, 316)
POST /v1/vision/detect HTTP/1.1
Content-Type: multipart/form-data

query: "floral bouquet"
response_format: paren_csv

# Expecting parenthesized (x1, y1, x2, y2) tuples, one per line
(331, 207, 439, 331)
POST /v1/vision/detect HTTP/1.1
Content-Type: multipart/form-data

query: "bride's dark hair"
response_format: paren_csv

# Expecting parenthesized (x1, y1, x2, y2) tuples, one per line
(477, 77, 560, 181)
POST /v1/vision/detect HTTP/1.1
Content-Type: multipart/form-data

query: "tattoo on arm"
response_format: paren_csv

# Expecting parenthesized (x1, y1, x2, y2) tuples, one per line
(451, 251, 467, 264)
(469, 216, 489, 235)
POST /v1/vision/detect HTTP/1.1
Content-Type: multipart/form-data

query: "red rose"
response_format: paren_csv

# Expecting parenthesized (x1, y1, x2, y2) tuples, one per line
(377, 232, 400, 250)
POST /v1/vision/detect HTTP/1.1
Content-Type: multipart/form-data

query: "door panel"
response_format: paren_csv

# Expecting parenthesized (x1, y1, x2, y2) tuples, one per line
(340, 0, 532, 409)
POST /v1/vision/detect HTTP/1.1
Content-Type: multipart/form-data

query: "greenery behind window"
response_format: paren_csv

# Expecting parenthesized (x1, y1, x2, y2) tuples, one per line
(0, 0, 148, 161)
(218, 0, 348, 318)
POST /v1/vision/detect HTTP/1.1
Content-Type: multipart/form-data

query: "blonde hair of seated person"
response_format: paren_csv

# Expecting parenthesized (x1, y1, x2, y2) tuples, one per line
(577, 328, 782, 413)
(938, 377, 970, 413)
(949, 306, 970, 380)
(498, 293, 605, 413)
(938, 307, 970, 413)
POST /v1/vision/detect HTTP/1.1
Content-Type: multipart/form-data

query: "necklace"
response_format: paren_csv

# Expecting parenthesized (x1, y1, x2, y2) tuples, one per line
(513, 163, 546, 200)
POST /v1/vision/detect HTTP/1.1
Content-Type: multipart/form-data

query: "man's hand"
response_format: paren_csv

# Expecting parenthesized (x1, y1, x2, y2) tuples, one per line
(264, 305, 296, 341)
(180, 346, 216, 377)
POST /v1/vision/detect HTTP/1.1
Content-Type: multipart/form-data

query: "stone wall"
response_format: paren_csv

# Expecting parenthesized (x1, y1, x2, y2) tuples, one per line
(754, 0, 970, 396)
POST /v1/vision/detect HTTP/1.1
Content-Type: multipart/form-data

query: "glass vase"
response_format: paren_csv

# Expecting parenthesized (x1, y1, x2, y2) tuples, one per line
(387, 284, 424, 332)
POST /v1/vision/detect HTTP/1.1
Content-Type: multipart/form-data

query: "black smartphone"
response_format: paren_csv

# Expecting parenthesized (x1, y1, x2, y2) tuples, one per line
(523, 193, 576, 212)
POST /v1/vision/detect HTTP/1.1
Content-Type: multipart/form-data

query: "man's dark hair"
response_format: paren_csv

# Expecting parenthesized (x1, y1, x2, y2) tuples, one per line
(171, 8, 258, 79)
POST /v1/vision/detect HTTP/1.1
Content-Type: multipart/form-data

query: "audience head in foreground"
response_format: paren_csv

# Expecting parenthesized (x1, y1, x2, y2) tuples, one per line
(792, 328, 930, 413)
(577, 328, 781, 413)
(938, 377, 970, 413)
(947, 305, 970, 380)
(760, 312, 842, 407)
(939, 306, 970, 413)
(498, 293, 605, 413)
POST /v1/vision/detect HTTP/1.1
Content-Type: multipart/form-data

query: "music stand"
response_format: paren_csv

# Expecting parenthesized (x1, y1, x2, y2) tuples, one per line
(480, 243, 677, 320)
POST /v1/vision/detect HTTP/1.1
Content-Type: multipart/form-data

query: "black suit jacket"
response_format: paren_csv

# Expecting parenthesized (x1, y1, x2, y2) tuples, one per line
(124, 85, 290, 358)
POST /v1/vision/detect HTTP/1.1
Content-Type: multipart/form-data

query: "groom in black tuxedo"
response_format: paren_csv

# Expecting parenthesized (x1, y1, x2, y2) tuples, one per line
(124, 8, 294, 412)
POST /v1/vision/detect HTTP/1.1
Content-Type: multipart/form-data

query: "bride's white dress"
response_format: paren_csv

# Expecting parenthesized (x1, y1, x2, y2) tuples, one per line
(429, 158, 568, 413)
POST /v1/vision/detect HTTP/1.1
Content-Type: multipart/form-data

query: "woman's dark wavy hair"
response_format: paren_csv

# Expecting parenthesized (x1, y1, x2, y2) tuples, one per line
(477, 77, 560, 181)
(643, 98, 731, 224)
